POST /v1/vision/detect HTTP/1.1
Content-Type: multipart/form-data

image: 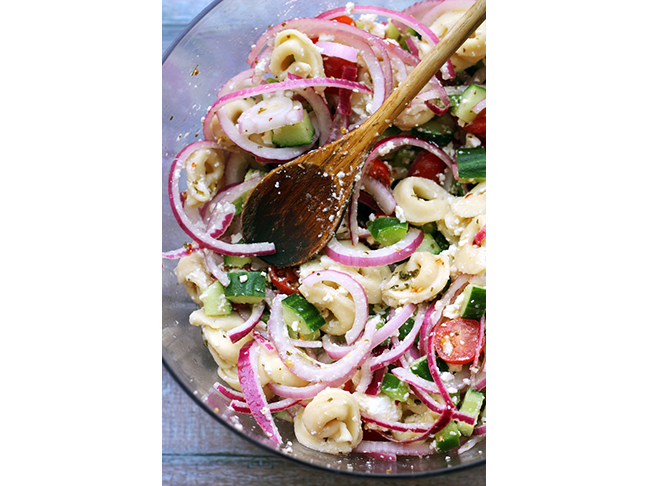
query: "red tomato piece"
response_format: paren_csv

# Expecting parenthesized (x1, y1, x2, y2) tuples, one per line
(434, 318, 483, 365)
(331, 15, 356, 26)
(464, 110, 486, 136)
(407, 152, 447, 183)
(268, 266, 300, 295)
(367, 159, 391, 187)
(322, 56, 356, 80)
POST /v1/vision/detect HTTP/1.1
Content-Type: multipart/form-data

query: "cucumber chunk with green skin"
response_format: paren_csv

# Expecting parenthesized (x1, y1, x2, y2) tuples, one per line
(459, 284, 486, 320)
(456, 147, 486, 182)
(367, 217, 409, 246)
(435, 420, 462, 452)
(385, 20, 401, 40)
(200, 281, 232, 316)
(223, 241, 253, 267)
(457, 388, 485, 437)
(410, 356, 434, 381)
(392, 146, 419, 167)
(282, 293, 326, 338)
(271, 114, 315, 147)
(225, 271, 266, 304)
(381, 372, 411, 402)
(411, 114, 456, 146)
(452, 84, 486, 124)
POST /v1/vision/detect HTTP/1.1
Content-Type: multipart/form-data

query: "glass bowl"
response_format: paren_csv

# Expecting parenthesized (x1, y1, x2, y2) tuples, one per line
(162, 0, 486, 477)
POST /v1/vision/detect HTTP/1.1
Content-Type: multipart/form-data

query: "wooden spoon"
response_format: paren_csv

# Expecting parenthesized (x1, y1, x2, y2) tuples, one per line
(241, 0, 486, 267)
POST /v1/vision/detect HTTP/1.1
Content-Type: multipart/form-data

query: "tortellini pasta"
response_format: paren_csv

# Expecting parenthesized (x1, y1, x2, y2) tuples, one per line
(175, 251, 214, 304)
(393, 99, 435, 130)
(381, 252, 451, 307)
(294, 388, 363, 454)
(300, 249, 391, 304)
(209, 98, 256, 149)
(452, 214, 486, 275)
(270, 29, 325, 81)
(429, 12, 486, 72)
(257, 345, 309, 388)
(190, 310, 253, 391)
(298, 277, 356, 336)
(392, 176, 451, 224)
(184, 146, 225, 208)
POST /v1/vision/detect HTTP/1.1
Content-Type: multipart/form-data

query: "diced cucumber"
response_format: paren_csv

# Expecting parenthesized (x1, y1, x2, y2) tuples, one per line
(271, 114, 315, 147)
(456, 147, 486, 182)
(418, 222, 450, 254)
(457, 388, 485, 437)
(385, 20, 401, 41)
(459, 284, 486, 320)
(199, 281, 232, 316)
(282, 293, 326, 338)
(378, 125, 402, 141)
(452, 84, 486, 124)
(392, 146, 419, 167)
(367, 217, 409, 246)
(398, 317, 416, 341)
(410, 356, 434, 382)
(435, 420, 461, 452)
(381, 372, 411, 402)
(224, 271, 266, 304)
(411, 114, 456, 146)
(223, 242, 253, 267)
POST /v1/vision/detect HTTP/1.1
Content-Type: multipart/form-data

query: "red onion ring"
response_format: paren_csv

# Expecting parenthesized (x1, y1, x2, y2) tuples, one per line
(366, 304, 426, 371)
(226, 303, 265, 343)
(316, 40, 359, 62)
(473, 224, 486, 246)
(237, 340, 282, 444)
(360, 175, 396, 215)
(168, 142, 275, 257)
(366, 135, 454, 173)
(362, 414, 434, 434)
(267, 294, 377, 383)
(229, 397, 300, 415)
(324, 228, 423, 267)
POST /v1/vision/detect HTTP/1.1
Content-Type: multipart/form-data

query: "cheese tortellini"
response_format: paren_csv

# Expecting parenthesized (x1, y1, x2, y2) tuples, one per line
(190, 310, 253, 391)
(294, 388, 363, 454)
(183, 146, 225, 209)
(174, 251, 215, 304)
(392, 176, 451, 224)
(381, 252, 451, 307)
(429, 10, 486, 72)
(270, 29, 325, 81)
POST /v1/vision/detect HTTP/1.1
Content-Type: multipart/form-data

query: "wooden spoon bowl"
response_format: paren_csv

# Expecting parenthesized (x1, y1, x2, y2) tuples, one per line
(241, 0, 486, 267)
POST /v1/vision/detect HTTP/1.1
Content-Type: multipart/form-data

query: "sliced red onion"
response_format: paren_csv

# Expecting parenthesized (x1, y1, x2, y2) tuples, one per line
(325, 228, 423, 267)
(162, 245, 195, 260)
(251, 330, 275, 352)
(288, 338, 323, 348)
(366, 304, 426, 372)
(405, 35, 420, 57)
(473, 224, 486, 245)
(266, 382, 332, 400)
(203, 250, 230, 286)
(473, 424, 486, 436)
(168, 142, 275, 257)
(336, 64, 358, 117)
(362, 414, 434, 434)
(217, 68, 256, 97)
(472, 97, 486, 115)
(237, 340, 282, 444)
(300, 269, 369, 345)
(229, 397, 300, 414)
(316, 5, 454, 78)
(212, 382, 245, 401)
(237, 96, 305, 135)
(391, 366, 440, 395)
(247, 19, 385, 109)
(372, 303, 416, 346)
(224, 151, 250, 187)
(366, 135, 454, 173)
(226, 302, 265, 343)
(267, 294, 377, 383)
(316, 40, 359, 62)
(360, 175, 396, 215)
(365, 366, 386, 396)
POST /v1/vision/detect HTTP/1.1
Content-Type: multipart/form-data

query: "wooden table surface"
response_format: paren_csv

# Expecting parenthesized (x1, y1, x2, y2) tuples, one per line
(162, 2, 485, 484)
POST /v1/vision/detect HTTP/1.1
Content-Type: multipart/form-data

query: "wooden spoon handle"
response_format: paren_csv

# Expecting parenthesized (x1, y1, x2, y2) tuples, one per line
(360, 0, 486, 137)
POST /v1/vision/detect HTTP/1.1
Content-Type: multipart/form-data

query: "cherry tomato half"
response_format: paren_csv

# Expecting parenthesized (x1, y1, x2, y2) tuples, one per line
(268, 266, 300, 295)
(331, 15, 356, 26)
(434, 318, 483, 365)
(367, 159, 391, 187)
(464, 110, 486, 137)
(408, 152, 447, 183)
